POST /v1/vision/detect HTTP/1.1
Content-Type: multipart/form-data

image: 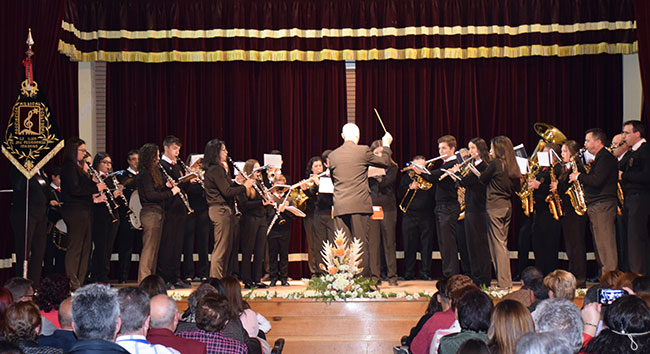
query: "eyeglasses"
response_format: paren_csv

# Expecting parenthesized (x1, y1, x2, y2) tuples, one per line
(101, 160, 113, 165)
(77, 148, 87, 153)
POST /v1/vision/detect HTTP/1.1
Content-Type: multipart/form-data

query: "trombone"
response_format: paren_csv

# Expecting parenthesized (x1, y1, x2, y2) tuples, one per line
(399, 173, 433, 213)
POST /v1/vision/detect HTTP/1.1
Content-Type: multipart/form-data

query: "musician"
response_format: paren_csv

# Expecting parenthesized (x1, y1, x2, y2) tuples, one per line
(60, 137, 107, 289)
(182, 155, 210, 282)
(88, 152, 122, 283)
(202, 139, 253, 279)
(116, 149, 140, 283)
(454, 148, 471, 276)
(240, 159, 271, 289)
(551, 140, 588, 287)
(43, 167, 65, 276)
(267, 174, 292, 286)
(368, 140, 399, 286)
(158, 135, 190, 289)
(311, 150, 336, 261)
(420, 135, 460, 278)
(328, 123, 393, 278)
(399, 155, 435, 280)
(136, 143, 180, 283)
(479, 136, 521, 289)
(302, 156, 325, 277)
(455, 138, 491, 287)
(610, 133, 630, 272)
(569, 128, 618, 274)
(9, 164, 51, 286)
(527, 144, 562, 276)
(620, 120, 650, 275)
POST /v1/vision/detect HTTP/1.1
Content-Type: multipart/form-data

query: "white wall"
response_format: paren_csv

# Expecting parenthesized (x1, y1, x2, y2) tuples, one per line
(623, 53, 642, 124)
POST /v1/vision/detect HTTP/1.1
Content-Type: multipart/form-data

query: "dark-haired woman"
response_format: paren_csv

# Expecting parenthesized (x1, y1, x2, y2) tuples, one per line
(202, 139, 253, 280)
(61, 137, 107, 289)
(88, 152, 122, 283)
(552, 140, 588, 287)
(456, 138, 492, 288)
(479, 136, 521, 289)
(182, 155, 210, 282)
(136, 143, 180, 283)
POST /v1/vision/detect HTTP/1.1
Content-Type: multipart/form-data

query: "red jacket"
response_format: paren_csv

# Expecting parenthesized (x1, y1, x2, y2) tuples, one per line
(147, 328, 207, 354)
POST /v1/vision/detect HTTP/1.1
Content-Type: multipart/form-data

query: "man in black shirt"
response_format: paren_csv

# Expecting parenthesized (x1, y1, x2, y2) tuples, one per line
(570, 128, 618, 274)
(620, 120, 650, 274)
(116, 149, 140, 283)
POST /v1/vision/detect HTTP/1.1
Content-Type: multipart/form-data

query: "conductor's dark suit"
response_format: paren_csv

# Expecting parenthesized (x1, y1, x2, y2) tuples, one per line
(328, 140, 392, 277)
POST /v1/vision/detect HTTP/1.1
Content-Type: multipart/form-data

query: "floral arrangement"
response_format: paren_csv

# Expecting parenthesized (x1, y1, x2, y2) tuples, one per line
(481, 285, 588, 300)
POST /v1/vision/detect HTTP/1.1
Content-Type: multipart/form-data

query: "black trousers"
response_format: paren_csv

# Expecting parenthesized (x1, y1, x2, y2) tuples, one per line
(89, 205, 120, 283)
(10, 205, 48, 286)
(402, 214, 434, 278)
(464, 211, 492, 287)
(456, 219, 470, 276)
(517, 213, 534, 275)
(240, 215, 267, 284)
(335, 213, 371, 277)
(561, 208, 587, 287)
(625, 193, 650, 274)
(616, 213, 629, 272)
(311, 210, 335, 270)
(182, 209, 210, 279)
(435, 203, 460, 278)
(532, 207, 561, 276)
(268, 232, 290, 279)
(116, 214, 142, 282)
(42, 222, 66, 276)
(369, 209, 398, 282)
(62, 205, 93, 289)
(157, 202, 187, 283)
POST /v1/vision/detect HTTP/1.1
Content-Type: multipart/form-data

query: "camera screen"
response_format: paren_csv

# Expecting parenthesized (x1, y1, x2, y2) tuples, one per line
(598, 289, 626, 305)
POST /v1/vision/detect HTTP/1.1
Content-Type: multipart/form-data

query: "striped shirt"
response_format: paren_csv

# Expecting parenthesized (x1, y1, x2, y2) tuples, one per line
(116, 335, 180, 354)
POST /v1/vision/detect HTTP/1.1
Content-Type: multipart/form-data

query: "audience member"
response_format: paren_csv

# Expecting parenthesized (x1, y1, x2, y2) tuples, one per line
(410, 275, 474, 354)
(488, 300, 535, 354)
(614, 272, 641, 290)
(147, 294, 207, 354)
(457, 338, 491, 354)
(527, 278, 549, 312)
(4, 277, 57, 336)
(438, 289, 493, 354)
(67, 283, 129, 353)
(222, 277, 270, 353)
(515, 331, 573, 354)
(4, 301, 62, 353)
(138, 275, 167, 298)
(176, 294, 247, 354)
(531, 299, 583, 353)
(0, 287, 13, 334)
(37, 297, 77, 352)
(405, 279, 448, 348)
(35, 274, 71, 329)
(582, 295, 650, 354)
(503, 266, 543, 307)
(115, 287, 179, 353)
(599, 270, 623, 288)
(544, 270, 577, 300)
(633, 275, 650, 294)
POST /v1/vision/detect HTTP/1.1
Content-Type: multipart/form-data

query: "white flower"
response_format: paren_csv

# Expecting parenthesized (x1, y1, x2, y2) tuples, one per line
(406, 295, 413, 301)
(171, 293, 182, 301)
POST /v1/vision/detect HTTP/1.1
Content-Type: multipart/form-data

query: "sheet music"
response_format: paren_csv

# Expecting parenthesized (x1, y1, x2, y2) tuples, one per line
(319, 177, 334, 193)
(368, 166, 386, 178)
(264, 154, 283, 169)
(516, 156, 529, 174)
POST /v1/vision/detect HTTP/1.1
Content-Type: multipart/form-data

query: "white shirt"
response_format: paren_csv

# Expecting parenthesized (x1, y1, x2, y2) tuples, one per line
(116, 334, 180, 354)
(161, 155, 175, 165)
(127, 167, 138, 175)
(632, 138, 647, 152)
(430, 320, 461, 354)
(444, 156, 457, 163)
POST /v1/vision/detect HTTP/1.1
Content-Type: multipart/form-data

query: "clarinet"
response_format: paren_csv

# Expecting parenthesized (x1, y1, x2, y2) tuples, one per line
(109, 171, 133, 216)
(227, 157, 285, 224)
(158, 162, 195, 215)
(85, 160, 119, 223)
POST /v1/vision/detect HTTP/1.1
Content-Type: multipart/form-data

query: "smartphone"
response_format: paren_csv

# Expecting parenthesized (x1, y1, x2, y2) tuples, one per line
(597, 288, 628, 305)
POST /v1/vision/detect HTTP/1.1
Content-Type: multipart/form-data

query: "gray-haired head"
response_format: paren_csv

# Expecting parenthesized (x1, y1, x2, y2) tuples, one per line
(531, 299, 583, 353)
(515, 331, 573, 354)
(341, 123, 360, 144)
(71, 283, 120, 340)
(117, 287, 150, 335)
(150, 294, 178, 330)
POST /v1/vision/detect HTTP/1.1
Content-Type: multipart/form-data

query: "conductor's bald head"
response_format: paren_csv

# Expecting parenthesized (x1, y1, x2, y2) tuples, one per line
(342, 123, 360, 144)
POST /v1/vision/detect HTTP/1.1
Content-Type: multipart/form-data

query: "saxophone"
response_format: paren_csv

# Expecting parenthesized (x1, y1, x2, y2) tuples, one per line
(457, 186, 466, 221)
(545, 163, 564, 220)
(566, 155, 587, 216)
(604, 142, 625, 216)
(517, 161, 539, 217)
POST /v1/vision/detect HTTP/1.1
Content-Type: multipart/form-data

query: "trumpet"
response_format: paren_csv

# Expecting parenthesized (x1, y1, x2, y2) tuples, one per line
(399, 173, 433, 213)
(158, 162, 194, 215)
(85, 159, 119, 223)
(178, 159, 204, 190)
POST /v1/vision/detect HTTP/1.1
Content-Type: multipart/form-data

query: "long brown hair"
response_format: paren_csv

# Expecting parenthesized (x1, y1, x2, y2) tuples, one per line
(138, 143, 164, 188)
(491, 136, 521, 179)
(243, 159, 259, 199)
(221, 276, 245, 315)
(488, 300, 535, 354)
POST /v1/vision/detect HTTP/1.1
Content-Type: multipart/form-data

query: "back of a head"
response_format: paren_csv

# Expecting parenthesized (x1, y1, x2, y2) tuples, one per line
(615, 272, 641, 290)
(221, 276, 244, 314)
(600, 270, 623, 288)
(188, 283, 218, 315)
(457, 289, 493, 332)
(489, 300, 535, 354)
(118, 287, 150, 335)
(72, 283, 120, 341)
(583, 284, 605, 306)
(531, 299, 583, 353)
(149, 295, 178, 330)
(515, 331, 573, 354)
(138, 274, 167, 298)
(544, 270, 576, 300)
(633, 275, 650, 294)
(457, 338, 490, 354)
(341, 123, 360, 143)
(195, 294, 235, 333)
(446, 274, 475, 307)
(3, 277, 33, 302)
(58, 297, 73, 329)
(36, 274, 71, 312)
(4, 301, 41, 341)
(521, 267, 543, 287)
(528, 278, 549, 303)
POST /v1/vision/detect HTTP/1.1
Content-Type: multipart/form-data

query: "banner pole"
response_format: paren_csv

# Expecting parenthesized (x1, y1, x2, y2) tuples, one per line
(23, 176, 29, 279)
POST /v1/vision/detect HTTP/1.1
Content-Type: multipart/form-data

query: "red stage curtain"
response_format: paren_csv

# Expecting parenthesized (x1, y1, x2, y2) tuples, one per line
(105, 61, 347, 277)
(355, 54, 622, 274)
(0, 0, 79, 283)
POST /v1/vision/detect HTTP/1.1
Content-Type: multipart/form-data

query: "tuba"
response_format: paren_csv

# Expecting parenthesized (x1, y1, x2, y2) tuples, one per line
(566, 154, 587, 216)
(517, 123, 567, 216)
